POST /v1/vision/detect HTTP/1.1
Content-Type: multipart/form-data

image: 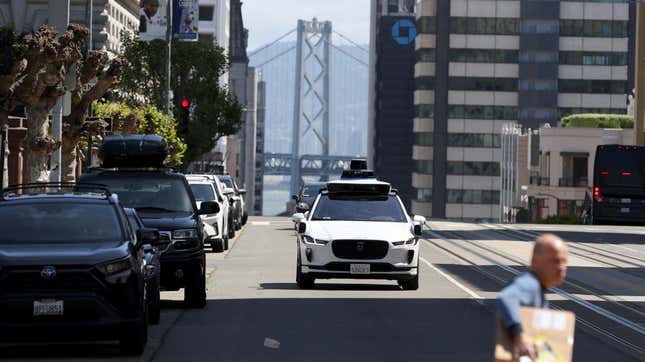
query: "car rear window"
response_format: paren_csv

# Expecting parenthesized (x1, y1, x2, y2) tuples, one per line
(0, 203, 123, 243)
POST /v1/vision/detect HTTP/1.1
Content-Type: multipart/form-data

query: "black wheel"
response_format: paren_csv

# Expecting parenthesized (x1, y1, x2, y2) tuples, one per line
(296, 253, 315, 289)
(184, 263, 207, 308)
(148, 279, 161, 325)
(242, 213, 248, 225)
(228, 220, 236, 238)
(223, 236, 229, 250)
(120, 315, 147, 355)
(398, 274, 419, 291)
(235, 222, 241, 231)
(212, 239, 224, 253)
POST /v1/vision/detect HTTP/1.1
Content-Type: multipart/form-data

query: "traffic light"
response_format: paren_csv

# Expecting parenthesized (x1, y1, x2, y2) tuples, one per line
(181, 99, 190, 109)
(178, 98, 191, 135)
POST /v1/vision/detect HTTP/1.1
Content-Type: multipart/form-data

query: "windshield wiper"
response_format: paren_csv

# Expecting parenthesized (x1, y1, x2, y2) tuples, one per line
(135, 206, 184, 213)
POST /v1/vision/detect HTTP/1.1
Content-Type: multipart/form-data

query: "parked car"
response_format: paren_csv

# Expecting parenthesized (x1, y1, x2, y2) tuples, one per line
(217, 174, 246, 229)
(124, 208, 162, 325)
(0, 183, 159, 355)
(187, 175, 230, 252)
(80, 135, 219, 309)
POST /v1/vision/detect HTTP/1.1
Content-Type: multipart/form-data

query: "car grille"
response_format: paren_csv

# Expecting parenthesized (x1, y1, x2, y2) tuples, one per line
(331, 240, 389, 260)
(0, 266, 103, 293)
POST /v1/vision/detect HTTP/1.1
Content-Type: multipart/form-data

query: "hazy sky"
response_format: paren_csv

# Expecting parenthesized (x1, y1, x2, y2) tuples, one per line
(241, 0, 371, 51)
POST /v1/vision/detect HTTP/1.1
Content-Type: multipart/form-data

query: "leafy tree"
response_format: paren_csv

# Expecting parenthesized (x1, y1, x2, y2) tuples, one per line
(561, 113, 633, 129)
(118, 32, 243, 163)
(93, 101, 186, 165)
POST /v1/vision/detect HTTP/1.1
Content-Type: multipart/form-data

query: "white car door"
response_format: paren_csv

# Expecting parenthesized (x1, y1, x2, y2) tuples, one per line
(212, 178, 229, 237)
(189, 182, 220, 239)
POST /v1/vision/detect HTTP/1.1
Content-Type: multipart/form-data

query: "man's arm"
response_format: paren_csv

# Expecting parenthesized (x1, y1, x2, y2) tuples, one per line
(498, 283, 523, 336)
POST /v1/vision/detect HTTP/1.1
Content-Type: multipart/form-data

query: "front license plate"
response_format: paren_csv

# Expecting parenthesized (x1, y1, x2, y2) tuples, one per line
(621, 207, 630, 213)
(33, 300, 63, 316)
(621, 198, 631, 204)
(350, 264, 370, 274)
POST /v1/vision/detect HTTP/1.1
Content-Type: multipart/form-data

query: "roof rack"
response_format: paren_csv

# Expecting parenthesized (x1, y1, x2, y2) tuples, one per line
(1, 182, 113, 200)
(88, 166, 176, 172)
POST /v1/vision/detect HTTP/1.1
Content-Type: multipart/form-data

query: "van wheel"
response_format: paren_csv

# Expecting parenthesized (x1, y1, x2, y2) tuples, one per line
(398, 274, 419, 290)
(184, 267, 207, 308)
(296, 254, 315, 289)
(212, 239, 224, 253)
(228, 220, 236, 238)
(223, 236, 229, 250)
(120, 315, 147, 355)
(148, 276, 161, 325)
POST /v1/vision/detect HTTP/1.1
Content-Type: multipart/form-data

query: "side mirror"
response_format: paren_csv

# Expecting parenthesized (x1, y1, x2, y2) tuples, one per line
(291, 213, 305, 223)
(136, 228, 160, 249)
(296, 202, 310, 212)
(199, 201, 220, 215)
(238, 189, 246, 195)
(413, 224, 423, 236)
(413, 215, 427, 224)
(298, 222, 306, 234)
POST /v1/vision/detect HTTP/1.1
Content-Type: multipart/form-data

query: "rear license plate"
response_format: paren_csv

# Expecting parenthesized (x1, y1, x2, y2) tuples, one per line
(621, 207, 630, 213)
(621, 198, 631, 204)
(33, 300, 63, 316)
(350, 264, 370, 274)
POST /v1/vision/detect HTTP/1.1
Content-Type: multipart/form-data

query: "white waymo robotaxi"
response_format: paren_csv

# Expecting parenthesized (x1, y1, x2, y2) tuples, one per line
(292, 169, 426, 290)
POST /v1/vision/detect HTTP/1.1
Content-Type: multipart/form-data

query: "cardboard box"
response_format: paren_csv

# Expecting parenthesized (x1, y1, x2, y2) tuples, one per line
(495, 307, 576, 362)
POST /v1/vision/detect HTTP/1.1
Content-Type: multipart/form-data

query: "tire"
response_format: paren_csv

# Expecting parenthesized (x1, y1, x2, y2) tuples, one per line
(296, 253, 315, 289)
(223, 236, 229, 250)
(148, 279, 161, 325)
(242, 213, 248, 225)
(184, 264, 207, 308)
(120, 315, 148, 355)
(398, 274, 419, 291)
(228, 219, 236, 239)
(212, 239, 224, 253)
(235, 221, 241, 231)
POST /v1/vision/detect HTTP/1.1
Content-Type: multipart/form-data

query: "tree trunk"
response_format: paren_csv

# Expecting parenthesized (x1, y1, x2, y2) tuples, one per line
(61, 138, 78, 182)
(24, 103, 58, 183)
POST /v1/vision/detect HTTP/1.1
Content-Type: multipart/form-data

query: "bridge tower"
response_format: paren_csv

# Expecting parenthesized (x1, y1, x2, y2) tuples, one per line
(290, 18, 333, 196)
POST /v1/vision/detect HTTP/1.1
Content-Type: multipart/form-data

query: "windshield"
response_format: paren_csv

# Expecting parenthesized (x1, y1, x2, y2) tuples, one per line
(218, 177, 234, 189)
(83, 176, 194, 213)
(190, 184, 216, 201)
(301, 185, 324, 197)
(311, 194, 407, 222)
(0, 203, 123, 243)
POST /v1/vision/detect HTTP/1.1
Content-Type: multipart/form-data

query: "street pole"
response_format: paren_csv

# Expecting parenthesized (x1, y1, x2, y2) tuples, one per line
(165, 0, 173, 113)
(48, 0, 70, 182)
(635, 2, 645, 145)
(0, 125, 7, 190)
(84, 0, 93, 173)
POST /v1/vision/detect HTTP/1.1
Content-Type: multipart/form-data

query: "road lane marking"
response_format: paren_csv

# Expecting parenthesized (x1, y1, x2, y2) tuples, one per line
(419, 256, 483, 303)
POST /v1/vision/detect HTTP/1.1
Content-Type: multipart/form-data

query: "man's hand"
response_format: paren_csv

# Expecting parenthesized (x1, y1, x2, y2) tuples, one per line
(512, 332, 536, 361)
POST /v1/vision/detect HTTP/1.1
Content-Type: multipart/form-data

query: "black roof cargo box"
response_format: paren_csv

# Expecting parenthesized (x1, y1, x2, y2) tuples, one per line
(99, 135, 169, 168)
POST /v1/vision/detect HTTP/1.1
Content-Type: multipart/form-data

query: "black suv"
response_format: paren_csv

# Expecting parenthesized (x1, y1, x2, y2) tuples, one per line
(0, 183, 158, 354)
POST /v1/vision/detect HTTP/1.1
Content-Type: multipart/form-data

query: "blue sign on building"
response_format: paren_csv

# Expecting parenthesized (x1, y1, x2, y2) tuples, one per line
(391, 19, 417, 45)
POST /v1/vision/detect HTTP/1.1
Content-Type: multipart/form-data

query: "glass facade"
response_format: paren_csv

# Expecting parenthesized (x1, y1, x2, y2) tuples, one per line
(415, 76, 435, 90)
(415, 104, 434, 118)
(449, 77, 518, 92)
(416, 188, 433, 202)
(415, 132, 434, 146)
(447, 189, 500, 204)
(415, 160, 433, 174)
(450, 17, 519, 35)
(559, 79, 628, 94)
(447, 161, 500, 176)
(448, 105, 517, 120)
(418, 16, 436, 34)
(450, 49, 518, 64)
(560, 19, 629, 37)
(417, 49, 436, 62)
(560, 51, 628, 66)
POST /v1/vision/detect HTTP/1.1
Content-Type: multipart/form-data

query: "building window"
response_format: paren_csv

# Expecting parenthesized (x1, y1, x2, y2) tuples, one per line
(416, 188, 433, 202)
(417, 48, 436, 62)
(415, 76, 435, 90)
(418, 16, 436, 34)
(519, 80, 558, 91)
(448, 105, 517, 120)
(199, 5, 214, 21)
(450, 49, 518, 63)
(559, 51, 628, 66)
(520, 19, 559, 34)
(519, 51, 558, 63)
(447, 161, 500, 176)
(447, 133, 501, 148)
(447, 189, 500, 204)
(560, 19, 629, 37)
(415, 160, 433, 175)
(449, 77, 517, 92)
(559, 79, 627, 94)
(450, 17, 519, 35)
(415, 104, 434, 118)
(415, 132, 434, 146)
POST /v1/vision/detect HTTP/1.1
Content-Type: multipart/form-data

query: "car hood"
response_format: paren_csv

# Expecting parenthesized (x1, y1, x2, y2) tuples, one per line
(139, 214, 197, 230)
(306, 221, 414, 242)
(0, 242, 130, 266)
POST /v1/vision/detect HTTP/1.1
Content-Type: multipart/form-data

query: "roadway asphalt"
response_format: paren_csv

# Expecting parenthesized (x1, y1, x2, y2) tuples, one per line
(2, 217, 644, 361)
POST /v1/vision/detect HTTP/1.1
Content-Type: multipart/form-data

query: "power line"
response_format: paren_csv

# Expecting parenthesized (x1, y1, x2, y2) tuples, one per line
(248, 28, 297, 58)
(254, 45, 297, 69)
(333, 30, 369, 54)
(325, 40, 369, 67)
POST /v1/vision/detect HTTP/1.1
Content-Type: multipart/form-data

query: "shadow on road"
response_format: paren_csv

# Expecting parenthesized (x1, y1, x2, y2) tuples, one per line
(259, 282, 402, 291)
(430, 228, 645, 245)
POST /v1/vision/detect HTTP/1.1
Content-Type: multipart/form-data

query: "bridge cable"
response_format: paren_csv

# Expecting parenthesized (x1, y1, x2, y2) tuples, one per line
(248, 28, 297, 58)
(333, 30, 369, 54)
(325, 39, 369, 67)
(254, 45, 297, 69)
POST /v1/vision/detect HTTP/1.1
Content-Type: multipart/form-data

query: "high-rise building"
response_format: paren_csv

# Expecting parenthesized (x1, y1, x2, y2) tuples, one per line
(413, 0, 634, 222)
(368, 0, 418, 208)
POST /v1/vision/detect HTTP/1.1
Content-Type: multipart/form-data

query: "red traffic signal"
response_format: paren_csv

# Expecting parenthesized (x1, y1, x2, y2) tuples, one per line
(181, 99, 190, 108)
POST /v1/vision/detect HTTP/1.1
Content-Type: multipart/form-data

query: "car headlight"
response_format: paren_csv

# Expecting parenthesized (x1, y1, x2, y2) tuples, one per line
(97, 258, 132, 275)
(173, 229, 198, 239)
(302, 235, 329, 245)
(393, 238, 418, 246)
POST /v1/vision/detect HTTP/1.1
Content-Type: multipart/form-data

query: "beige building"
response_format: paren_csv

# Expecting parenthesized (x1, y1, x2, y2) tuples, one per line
(523, 126, 633, 220)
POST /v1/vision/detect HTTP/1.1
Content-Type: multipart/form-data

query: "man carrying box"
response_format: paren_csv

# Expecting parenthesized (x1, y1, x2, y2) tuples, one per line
(498, 234, 569, 360)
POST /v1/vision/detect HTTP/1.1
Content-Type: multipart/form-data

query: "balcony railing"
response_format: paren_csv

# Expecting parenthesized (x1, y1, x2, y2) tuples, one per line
(558, 177, 589, 187)
(530, 176, 550, 186)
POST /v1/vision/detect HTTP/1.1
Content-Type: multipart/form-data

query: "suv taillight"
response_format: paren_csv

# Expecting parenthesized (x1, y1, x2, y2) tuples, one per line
(594, 186, 604, 203)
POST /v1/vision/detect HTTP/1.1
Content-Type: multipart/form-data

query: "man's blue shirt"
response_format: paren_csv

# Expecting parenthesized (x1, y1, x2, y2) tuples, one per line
(497, 271, 549, 336)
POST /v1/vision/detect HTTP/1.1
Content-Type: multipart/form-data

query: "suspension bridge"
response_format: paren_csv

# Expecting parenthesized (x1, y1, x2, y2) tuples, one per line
(249, 18, 369, 204)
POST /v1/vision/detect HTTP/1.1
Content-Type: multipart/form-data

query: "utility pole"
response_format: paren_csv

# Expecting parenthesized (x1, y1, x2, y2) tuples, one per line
(636, 2, 645, 145)
(85, 0, 93, 172)
(165, 0, 173, 113)
(48, 0, 70, 182)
